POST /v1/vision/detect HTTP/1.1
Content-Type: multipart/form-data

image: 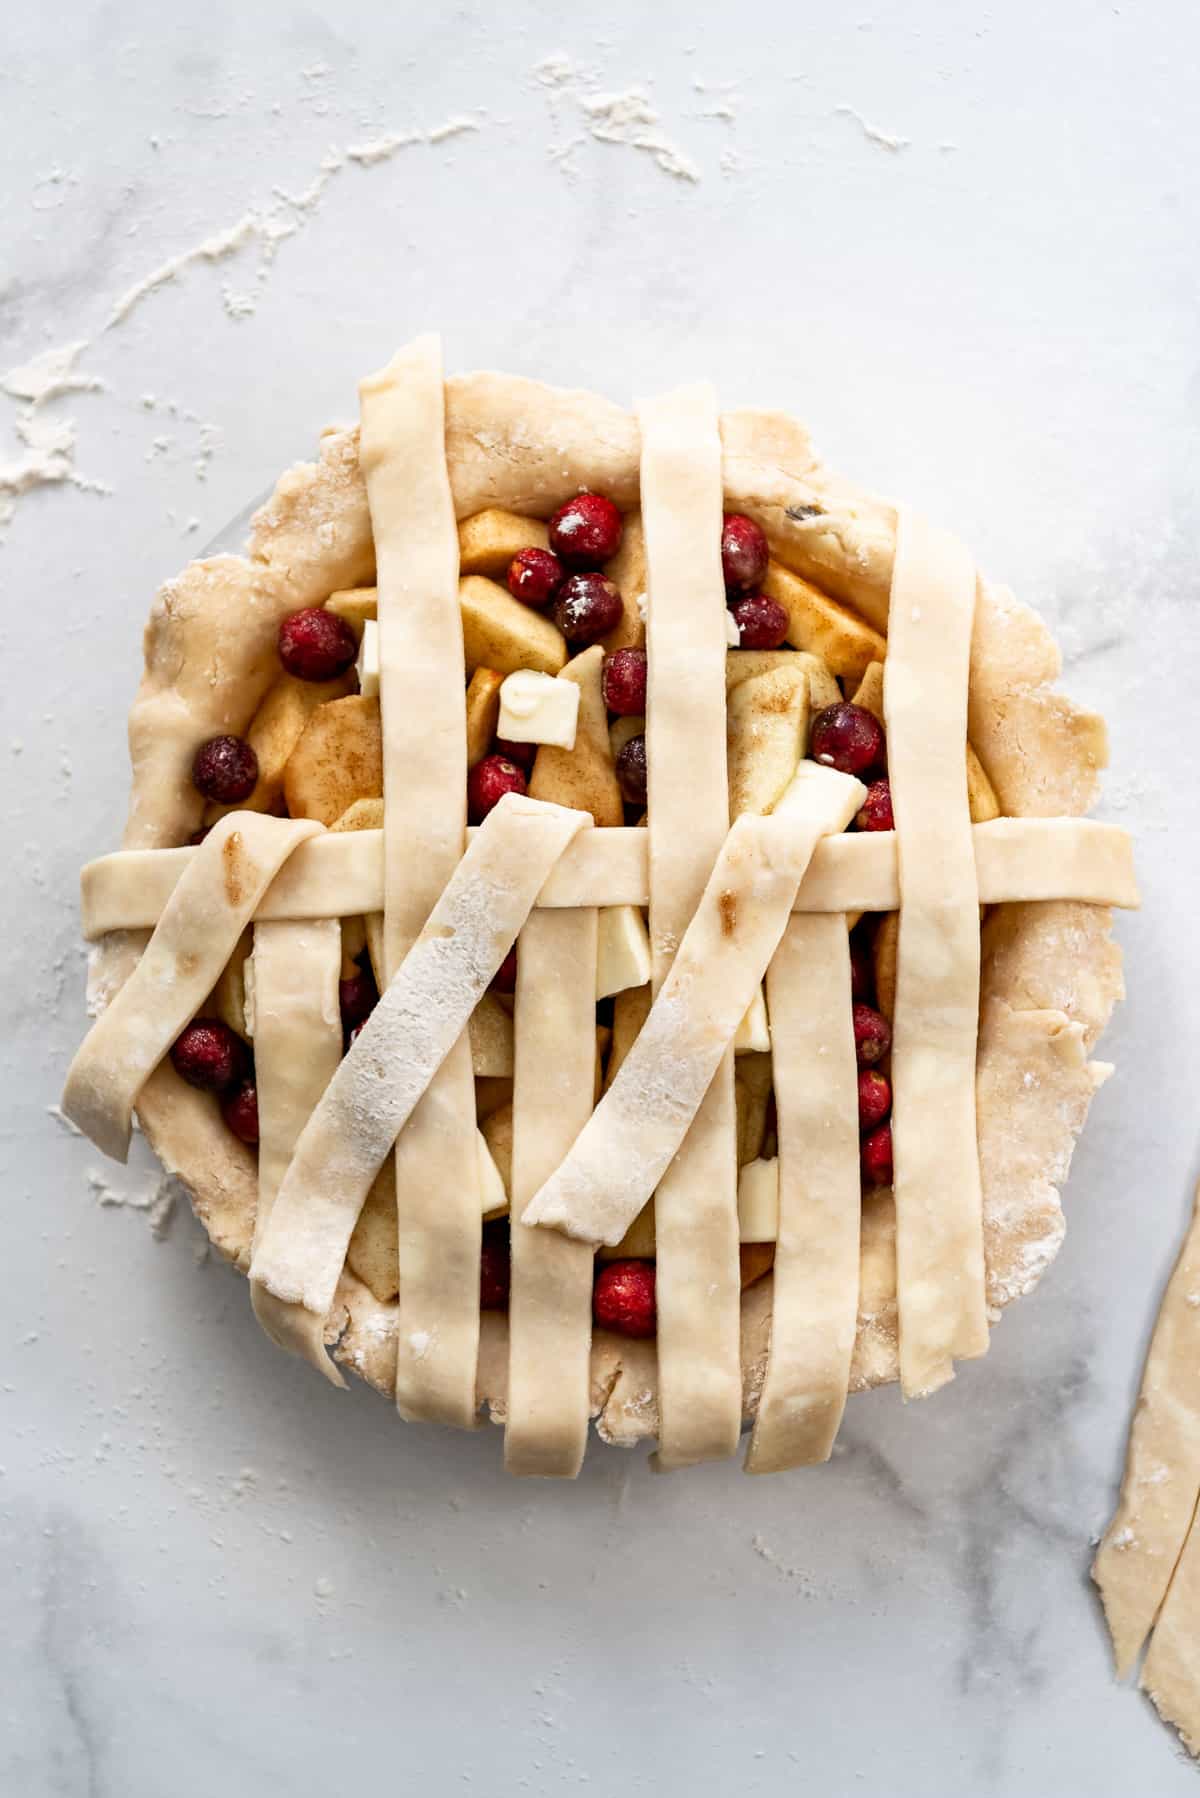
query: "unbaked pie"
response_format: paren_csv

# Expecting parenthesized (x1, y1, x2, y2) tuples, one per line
(63, 337, 1138, 1476)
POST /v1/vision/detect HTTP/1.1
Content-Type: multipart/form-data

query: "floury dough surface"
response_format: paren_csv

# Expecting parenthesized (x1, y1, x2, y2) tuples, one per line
(5, 3, 1198, 1793)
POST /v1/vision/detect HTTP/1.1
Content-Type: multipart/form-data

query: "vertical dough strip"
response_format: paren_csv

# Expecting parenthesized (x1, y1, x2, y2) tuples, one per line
(638, 383, 741, 1469)
(885, 511, 989, 1397)
(358, 337, 482, 1429)
(505, 908, 598, 1477)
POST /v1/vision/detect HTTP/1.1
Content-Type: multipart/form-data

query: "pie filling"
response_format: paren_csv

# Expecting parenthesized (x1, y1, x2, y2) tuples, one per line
(63, 338, 1138, 1476)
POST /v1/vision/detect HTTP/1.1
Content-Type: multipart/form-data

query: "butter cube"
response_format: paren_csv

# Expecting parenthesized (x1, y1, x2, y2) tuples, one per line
(356, 618, 380, 700)
(737, 1156, 779, 1242)
(596, 905, 652, 1000)
(497, 669, 580, 750)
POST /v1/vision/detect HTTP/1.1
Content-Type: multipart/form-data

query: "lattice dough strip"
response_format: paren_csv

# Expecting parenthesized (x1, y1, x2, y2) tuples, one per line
(746, 915, 860, 1472)
(359, 335, 480, 1429)
(505, 907, 599, 1478)
(886, 511, 989, 1398)
(249, 795, 590, 1383)
(80, 816, 1139, 939)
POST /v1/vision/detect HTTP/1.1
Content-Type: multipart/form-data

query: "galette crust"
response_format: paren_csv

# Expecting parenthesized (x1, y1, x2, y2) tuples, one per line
(96, 369, 1126, 1441)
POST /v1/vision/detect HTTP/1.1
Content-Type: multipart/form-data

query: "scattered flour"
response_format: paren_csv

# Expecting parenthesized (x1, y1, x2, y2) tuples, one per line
(534, 55, 702, 183)
(835, 105, 911, 152)
(87, 1167, 181, 1240)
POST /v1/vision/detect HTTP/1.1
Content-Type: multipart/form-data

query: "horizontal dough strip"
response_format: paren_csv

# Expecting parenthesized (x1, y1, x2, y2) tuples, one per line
(82, 814, 1139, 939)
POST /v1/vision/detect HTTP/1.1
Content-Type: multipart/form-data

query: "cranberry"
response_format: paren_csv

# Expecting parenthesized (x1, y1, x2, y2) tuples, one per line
(339, 970, 377, 1031)
(594, 1259, 657, 1339)
(729, 592, 788, 650)
(810, 702, 885, 776)
(277, 607, 358, 682)
(221, 1081, 260, 1145)
(850, 933, 873, 1002)
(602, 647, 647, 716)
(554, 572, 624, 646)
(188, 827, 211, 846)
(615, 733, 647, 807)
(507, 547, 565, 610)
(548, 493, 623, 569)
(468, 753, 527, 823)
(862, 1122, 894, 1188)
(170, 1018, 243, 1093)
(480, 1224, 511, 1310)
(857, 1068, 891, 1133)
(853, 1002, 892, 1067)
(856, 777, 894, 832)
(493, 737, 537, 773)
(191, 735, 258, 804)
(491, 946, 518, 994)
(348, 1021, 368, 1048)
(721, 512, 769, 593)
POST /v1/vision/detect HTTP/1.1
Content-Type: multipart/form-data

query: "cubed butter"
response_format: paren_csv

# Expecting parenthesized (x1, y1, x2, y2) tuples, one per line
(497, 669, 580, 750)
(595, 905, 652, 1000)
(737, 1156, 779, 1242)
(734, 984, 771, 1053)
(356, 618, 380, 700)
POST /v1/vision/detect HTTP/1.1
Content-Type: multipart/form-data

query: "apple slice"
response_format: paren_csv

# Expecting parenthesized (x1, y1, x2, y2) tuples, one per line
(600, 508, 647, 651)
(529, 645, 623, 825)
(325, 587, 378, 642)
(737, 1156, 779, 1241)
(761, 560, 886, 681)
(283, 694, 382, 826)
(469, 992, 514, 1077)
(465, 668, 504, 767)
(458, 508, 549, 578)
(596, 905, 652, 999)
(460, 575, 567, 676)
(727, 664, 809, 819)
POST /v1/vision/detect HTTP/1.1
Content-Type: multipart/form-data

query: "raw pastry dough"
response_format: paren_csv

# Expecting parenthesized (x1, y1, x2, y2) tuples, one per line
(885, 512, 988, 1398)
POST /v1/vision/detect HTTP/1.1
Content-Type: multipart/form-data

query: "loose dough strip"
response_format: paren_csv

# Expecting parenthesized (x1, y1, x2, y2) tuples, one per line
(359, 334, 481, 1428)
(524, 766, 865, 1251)
(249, 795, 589, 1382)
(1140, 1491, 1200, 1755)
(81, 816, 1138, 938)
(639, 381, 741, 1470)
(505, 908, 598, 1478)
(62, 813, 321, 1160)
(746, 914, 860, 1472)
(886, 511, 989, 1398)
(1093, 1183, 1200, 1676)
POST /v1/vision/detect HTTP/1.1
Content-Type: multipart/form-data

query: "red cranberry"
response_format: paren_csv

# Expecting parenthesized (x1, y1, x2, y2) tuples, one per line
(348, 1021, 368, 1048)
(191, 735, 258, 804)
(221, 1081, 260, 1145)
(858, 1069, 892, 1133)
(850, 932, 873, 1001)
(853, 1002, 892, 1067)
(339, 970, 377, 1030)
(721, 513, 769, 592)
(615, 733, 647, 807)
(810, 702, 885, 776)
(554, 572, 624, 646)
(594, 1259, 657, 1338)
(468, 753, 527, 823)
(493, 737, 537, 773)
(188, 826, 211, 846)
(491, 946, 518, 994)
(548, 493, 623, 569)
(480, 1224, 511, 1310)
(507, 547, 565, 610)
(602, 647, 647, 715)
(729, 592, 788, 650)
(856, 778, 894, 832)
(862, 1122, 894, 1188)
(277, 607, 358, 682)
(170, 1018, 243, 1093)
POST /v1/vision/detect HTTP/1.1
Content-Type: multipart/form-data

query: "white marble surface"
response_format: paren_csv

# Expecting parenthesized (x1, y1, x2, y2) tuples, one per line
(4, 3, 1197, 1791)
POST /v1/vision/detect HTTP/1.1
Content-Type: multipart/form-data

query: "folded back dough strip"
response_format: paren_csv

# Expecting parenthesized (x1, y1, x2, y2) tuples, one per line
(637, 382, 741, 1470)
(81, 816, 1138, 940)
(1093, 1183, 1200, 1677)
(62, 813, 321, 1161)
(746, 914, 860, 1472)
(359, 334, 481, 1429)
(885, 511, 989, 1398)
(524, 767, 865, 1252)
(505, 908, 598, 1478)
(249, 795, 589, 1380)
